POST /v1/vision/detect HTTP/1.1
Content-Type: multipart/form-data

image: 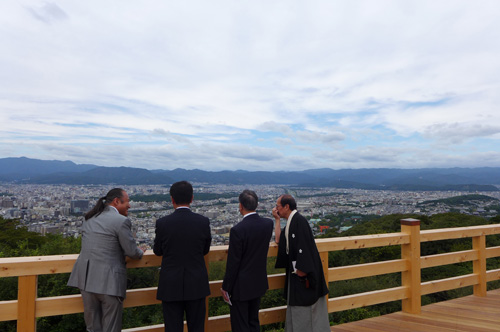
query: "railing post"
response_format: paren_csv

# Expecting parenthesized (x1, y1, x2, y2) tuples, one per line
(473, 235, 487, 297)
(18, 275, 37, 332)
(401, 218, 421, 314)
(320, 251, 329, 302)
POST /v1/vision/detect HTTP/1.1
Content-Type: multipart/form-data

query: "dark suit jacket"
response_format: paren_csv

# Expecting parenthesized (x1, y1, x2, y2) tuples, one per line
(222, 213, 273, 301)
(154, 207, 212, 301)
(67, 207, 143, 298)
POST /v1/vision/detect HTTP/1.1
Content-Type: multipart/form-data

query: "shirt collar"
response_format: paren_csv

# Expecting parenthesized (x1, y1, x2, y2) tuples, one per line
(285, 210, 297, 254)
(287, 210, 297, 224)
(108, 206, 119, 214)
(175, 206, 191, 210)
(242, 211, 257, 219)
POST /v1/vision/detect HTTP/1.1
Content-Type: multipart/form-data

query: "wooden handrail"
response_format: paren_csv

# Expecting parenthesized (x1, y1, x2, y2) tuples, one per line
(1, 221, 500, 331)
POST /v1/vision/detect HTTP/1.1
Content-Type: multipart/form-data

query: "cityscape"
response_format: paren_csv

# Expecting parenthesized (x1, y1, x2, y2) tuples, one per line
(2, 183, 499, 247)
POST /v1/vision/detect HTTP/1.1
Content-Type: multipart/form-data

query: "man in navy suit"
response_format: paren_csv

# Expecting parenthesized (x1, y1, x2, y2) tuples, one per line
(154, 181, 212, 332)
(221, 189, 273, 332)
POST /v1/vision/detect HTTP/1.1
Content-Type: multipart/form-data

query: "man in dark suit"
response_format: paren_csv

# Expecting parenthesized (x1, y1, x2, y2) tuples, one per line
(154, 181, 212, 332)
(67, 188, 145, 332)
(221, 189, 273, 332)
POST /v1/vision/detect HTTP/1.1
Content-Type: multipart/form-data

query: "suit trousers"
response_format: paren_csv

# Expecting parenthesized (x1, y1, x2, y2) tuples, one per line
(81, 289, 123, 332)
(229, 297, 261, 332)
(162, 298, 206, 332)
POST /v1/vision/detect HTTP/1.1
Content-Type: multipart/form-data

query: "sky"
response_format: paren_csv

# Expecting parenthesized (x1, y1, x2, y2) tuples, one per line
(1, 1, 500, 171)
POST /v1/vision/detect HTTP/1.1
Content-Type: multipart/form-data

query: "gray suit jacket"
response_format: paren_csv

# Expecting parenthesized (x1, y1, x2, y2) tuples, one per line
(67, 207, 143, 298)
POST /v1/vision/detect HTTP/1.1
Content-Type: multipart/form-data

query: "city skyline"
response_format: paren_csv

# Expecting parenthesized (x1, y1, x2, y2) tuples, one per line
(2, 1, 500, 171)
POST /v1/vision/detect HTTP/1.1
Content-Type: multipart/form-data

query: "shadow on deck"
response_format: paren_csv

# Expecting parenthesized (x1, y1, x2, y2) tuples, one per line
(332, 288, 500, 332)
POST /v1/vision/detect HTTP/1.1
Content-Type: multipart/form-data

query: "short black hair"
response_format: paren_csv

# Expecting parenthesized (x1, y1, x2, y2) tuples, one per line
(239, 189, 258, 211)
(280, 194, 297, 211)
(170, 181, 193, 205)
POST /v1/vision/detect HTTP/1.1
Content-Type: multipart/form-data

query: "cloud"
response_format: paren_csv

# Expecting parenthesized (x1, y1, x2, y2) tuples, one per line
(274, 138, 293, 146)
(1, 1, 500, 170)
(26, 2, 69, 24)
(296, 130, 345, 144)
(423, 123, 500, 144)
(152, 129, 193, 144)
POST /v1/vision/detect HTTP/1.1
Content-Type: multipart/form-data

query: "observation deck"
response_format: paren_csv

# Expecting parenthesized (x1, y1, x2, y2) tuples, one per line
(1, 219, 500, 331)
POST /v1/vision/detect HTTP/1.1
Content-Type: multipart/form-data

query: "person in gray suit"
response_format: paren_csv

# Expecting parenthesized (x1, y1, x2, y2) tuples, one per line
(67, 188, 145, 332)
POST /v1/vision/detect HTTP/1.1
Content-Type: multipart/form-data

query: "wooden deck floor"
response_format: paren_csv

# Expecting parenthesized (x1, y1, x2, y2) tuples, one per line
(332, 289, 500, 332)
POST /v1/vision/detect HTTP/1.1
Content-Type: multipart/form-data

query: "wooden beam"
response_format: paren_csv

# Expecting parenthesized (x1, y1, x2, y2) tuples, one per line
(329, 287, 408, 312)
(0, 300, 17, 321)
(329, 259, 407, 282)
(316, 233, 409, 252)
(421, 250, 478, 269)
(421, 274, 478, 296)
(420, 225, 500, 242)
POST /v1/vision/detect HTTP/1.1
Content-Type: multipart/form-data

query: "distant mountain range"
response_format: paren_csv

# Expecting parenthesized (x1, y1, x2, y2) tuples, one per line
(0, 157, 499, 191)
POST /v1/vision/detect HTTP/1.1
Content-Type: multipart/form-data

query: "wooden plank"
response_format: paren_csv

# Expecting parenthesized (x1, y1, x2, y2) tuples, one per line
(421, 274, 478, 295)
(329, 259, 407, 282)
(0, 300, 17, 321)
(124, 288, 160, 308)
(421, 250, 477, 269)
(36, 294, 83, 317)
(334, 289, 500, 332)
(316, 233, 409, 251)
(329, 287, 408, 312)
(258, 305, 287, 325)
(420, 225, 500, 243)
(486, 246, 500, 259)
(206, 314, 231, 332)
(0, 255, 78, 277)
(36, 287, 163, 318)
(206, 245, 229, 262)
(124, 250, 162, 268)
(267, 273, 286, 289)
(486, 268, 500, 282)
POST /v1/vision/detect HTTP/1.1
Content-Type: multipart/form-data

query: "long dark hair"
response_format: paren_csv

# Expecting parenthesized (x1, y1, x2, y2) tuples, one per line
(84, 188, 125, 220)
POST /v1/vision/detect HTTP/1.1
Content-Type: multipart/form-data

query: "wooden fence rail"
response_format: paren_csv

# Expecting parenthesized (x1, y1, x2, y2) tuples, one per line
(1, 219, 500, 331)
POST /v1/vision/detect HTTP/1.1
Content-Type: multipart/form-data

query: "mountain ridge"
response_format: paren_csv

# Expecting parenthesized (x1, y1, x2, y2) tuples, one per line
(0, 157, 498, 191)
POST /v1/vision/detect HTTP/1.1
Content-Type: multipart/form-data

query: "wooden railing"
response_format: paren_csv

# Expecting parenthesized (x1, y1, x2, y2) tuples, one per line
(2, 219, 500, 331)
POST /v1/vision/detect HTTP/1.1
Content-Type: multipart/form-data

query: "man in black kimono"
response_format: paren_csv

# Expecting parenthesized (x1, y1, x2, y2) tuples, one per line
(273, 194, 330, 331)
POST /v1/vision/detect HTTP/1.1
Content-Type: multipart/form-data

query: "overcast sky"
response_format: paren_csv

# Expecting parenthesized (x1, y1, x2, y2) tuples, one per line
(1, 1, 500, 171)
